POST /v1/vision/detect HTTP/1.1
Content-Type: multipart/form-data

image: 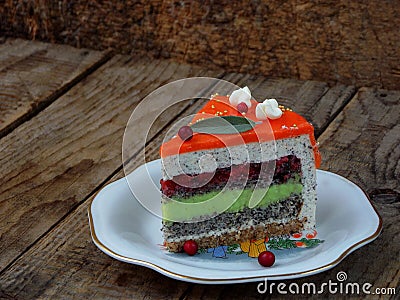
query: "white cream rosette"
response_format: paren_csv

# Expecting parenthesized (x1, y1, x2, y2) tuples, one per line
(229, 86, 252, 108)
(255, 98, 283, 120)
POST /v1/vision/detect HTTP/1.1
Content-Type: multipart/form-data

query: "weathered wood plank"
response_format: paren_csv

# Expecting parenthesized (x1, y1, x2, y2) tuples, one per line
(318, 88, 399, 194)
(2, 1, 400, 89)
(0, 201, 190, 299)
(0, 76, 356, 298)
(0, 55, 222, 272)
(0, 39, 46, 71)
(0, 38, 110, 137)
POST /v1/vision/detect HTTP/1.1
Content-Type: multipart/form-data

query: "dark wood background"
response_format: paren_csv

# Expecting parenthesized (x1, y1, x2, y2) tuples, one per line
(1, 0, 400, 90)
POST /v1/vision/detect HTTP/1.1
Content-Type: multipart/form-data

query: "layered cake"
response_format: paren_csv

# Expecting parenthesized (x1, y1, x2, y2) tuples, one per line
(160, 87, 321, 252)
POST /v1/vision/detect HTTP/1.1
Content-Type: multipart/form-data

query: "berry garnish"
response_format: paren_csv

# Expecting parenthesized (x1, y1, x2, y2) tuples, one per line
(258, 251, 275, 267)
(237, 102, 248, 113)
(178, 126, 193, 141)
(183, 240, 198, 256)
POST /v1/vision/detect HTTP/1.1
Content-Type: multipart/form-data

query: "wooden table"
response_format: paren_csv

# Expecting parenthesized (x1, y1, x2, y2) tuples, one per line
(0, 38, 398, 299)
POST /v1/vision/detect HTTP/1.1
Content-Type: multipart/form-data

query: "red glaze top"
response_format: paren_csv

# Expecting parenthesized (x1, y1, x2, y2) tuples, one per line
(160, 95, 321, 168)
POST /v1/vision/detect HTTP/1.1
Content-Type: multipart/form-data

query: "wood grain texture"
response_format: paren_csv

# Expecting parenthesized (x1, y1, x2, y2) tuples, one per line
(0, 201, 190, 300)
(0, 38, 109, 137)
(318, 88, 399, 194)
(2, 1, 400, 89)
(0, 55, 222, 272)
(0, 75, 356, 298)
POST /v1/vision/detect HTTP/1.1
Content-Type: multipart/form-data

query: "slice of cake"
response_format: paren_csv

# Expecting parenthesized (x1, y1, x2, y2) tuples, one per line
(160, 87, 321, 252)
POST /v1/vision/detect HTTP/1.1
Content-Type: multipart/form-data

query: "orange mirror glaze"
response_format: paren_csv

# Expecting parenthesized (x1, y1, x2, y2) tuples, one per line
(160, 96, 321, 168)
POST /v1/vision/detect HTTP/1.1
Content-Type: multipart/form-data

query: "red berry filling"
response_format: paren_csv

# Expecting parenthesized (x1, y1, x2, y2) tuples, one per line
(160, 155, 302, 198)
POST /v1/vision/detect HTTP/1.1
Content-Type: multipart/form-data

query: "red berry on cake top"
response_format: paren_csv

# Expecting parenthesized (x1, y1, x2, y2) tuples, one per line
(178, 126, 193, 141)
(237, 102, 248, 113)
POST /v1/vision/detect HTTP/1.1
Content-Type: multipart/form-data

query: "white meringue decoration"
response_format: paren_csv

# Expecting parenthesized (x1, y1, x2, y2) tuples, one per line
(255, 98, 283, 120)
(229, 86, 252, 108)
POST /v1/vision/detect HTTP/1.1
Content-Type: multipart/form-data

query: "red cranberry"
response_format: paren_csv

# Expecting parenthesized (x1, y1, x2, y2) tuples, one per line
(237, 102, 248, 113)
(178, 126, 193, 141)
(183, 240, 198, 256)
(258, 251, 275, 267)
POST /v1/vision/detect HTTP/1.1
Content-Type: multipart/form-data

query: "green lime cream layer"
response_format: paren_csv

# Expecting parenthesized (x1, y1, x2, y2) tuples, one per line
(162, 183, 302, 222)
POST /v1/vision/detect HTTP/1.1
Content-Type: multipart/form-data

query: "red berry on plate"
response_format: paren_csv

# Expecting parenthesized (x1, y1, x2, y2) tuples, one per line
(237, 102, 248, 113)
(178, 126, 193, 141)
(183, 240, 198, 256)
(258, 251, 275, 267)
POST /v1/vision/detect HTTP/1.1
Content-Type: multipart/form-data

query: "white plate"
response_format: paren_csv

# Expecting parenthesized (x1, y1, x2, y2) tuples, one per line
(88, 160, 382, 284)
